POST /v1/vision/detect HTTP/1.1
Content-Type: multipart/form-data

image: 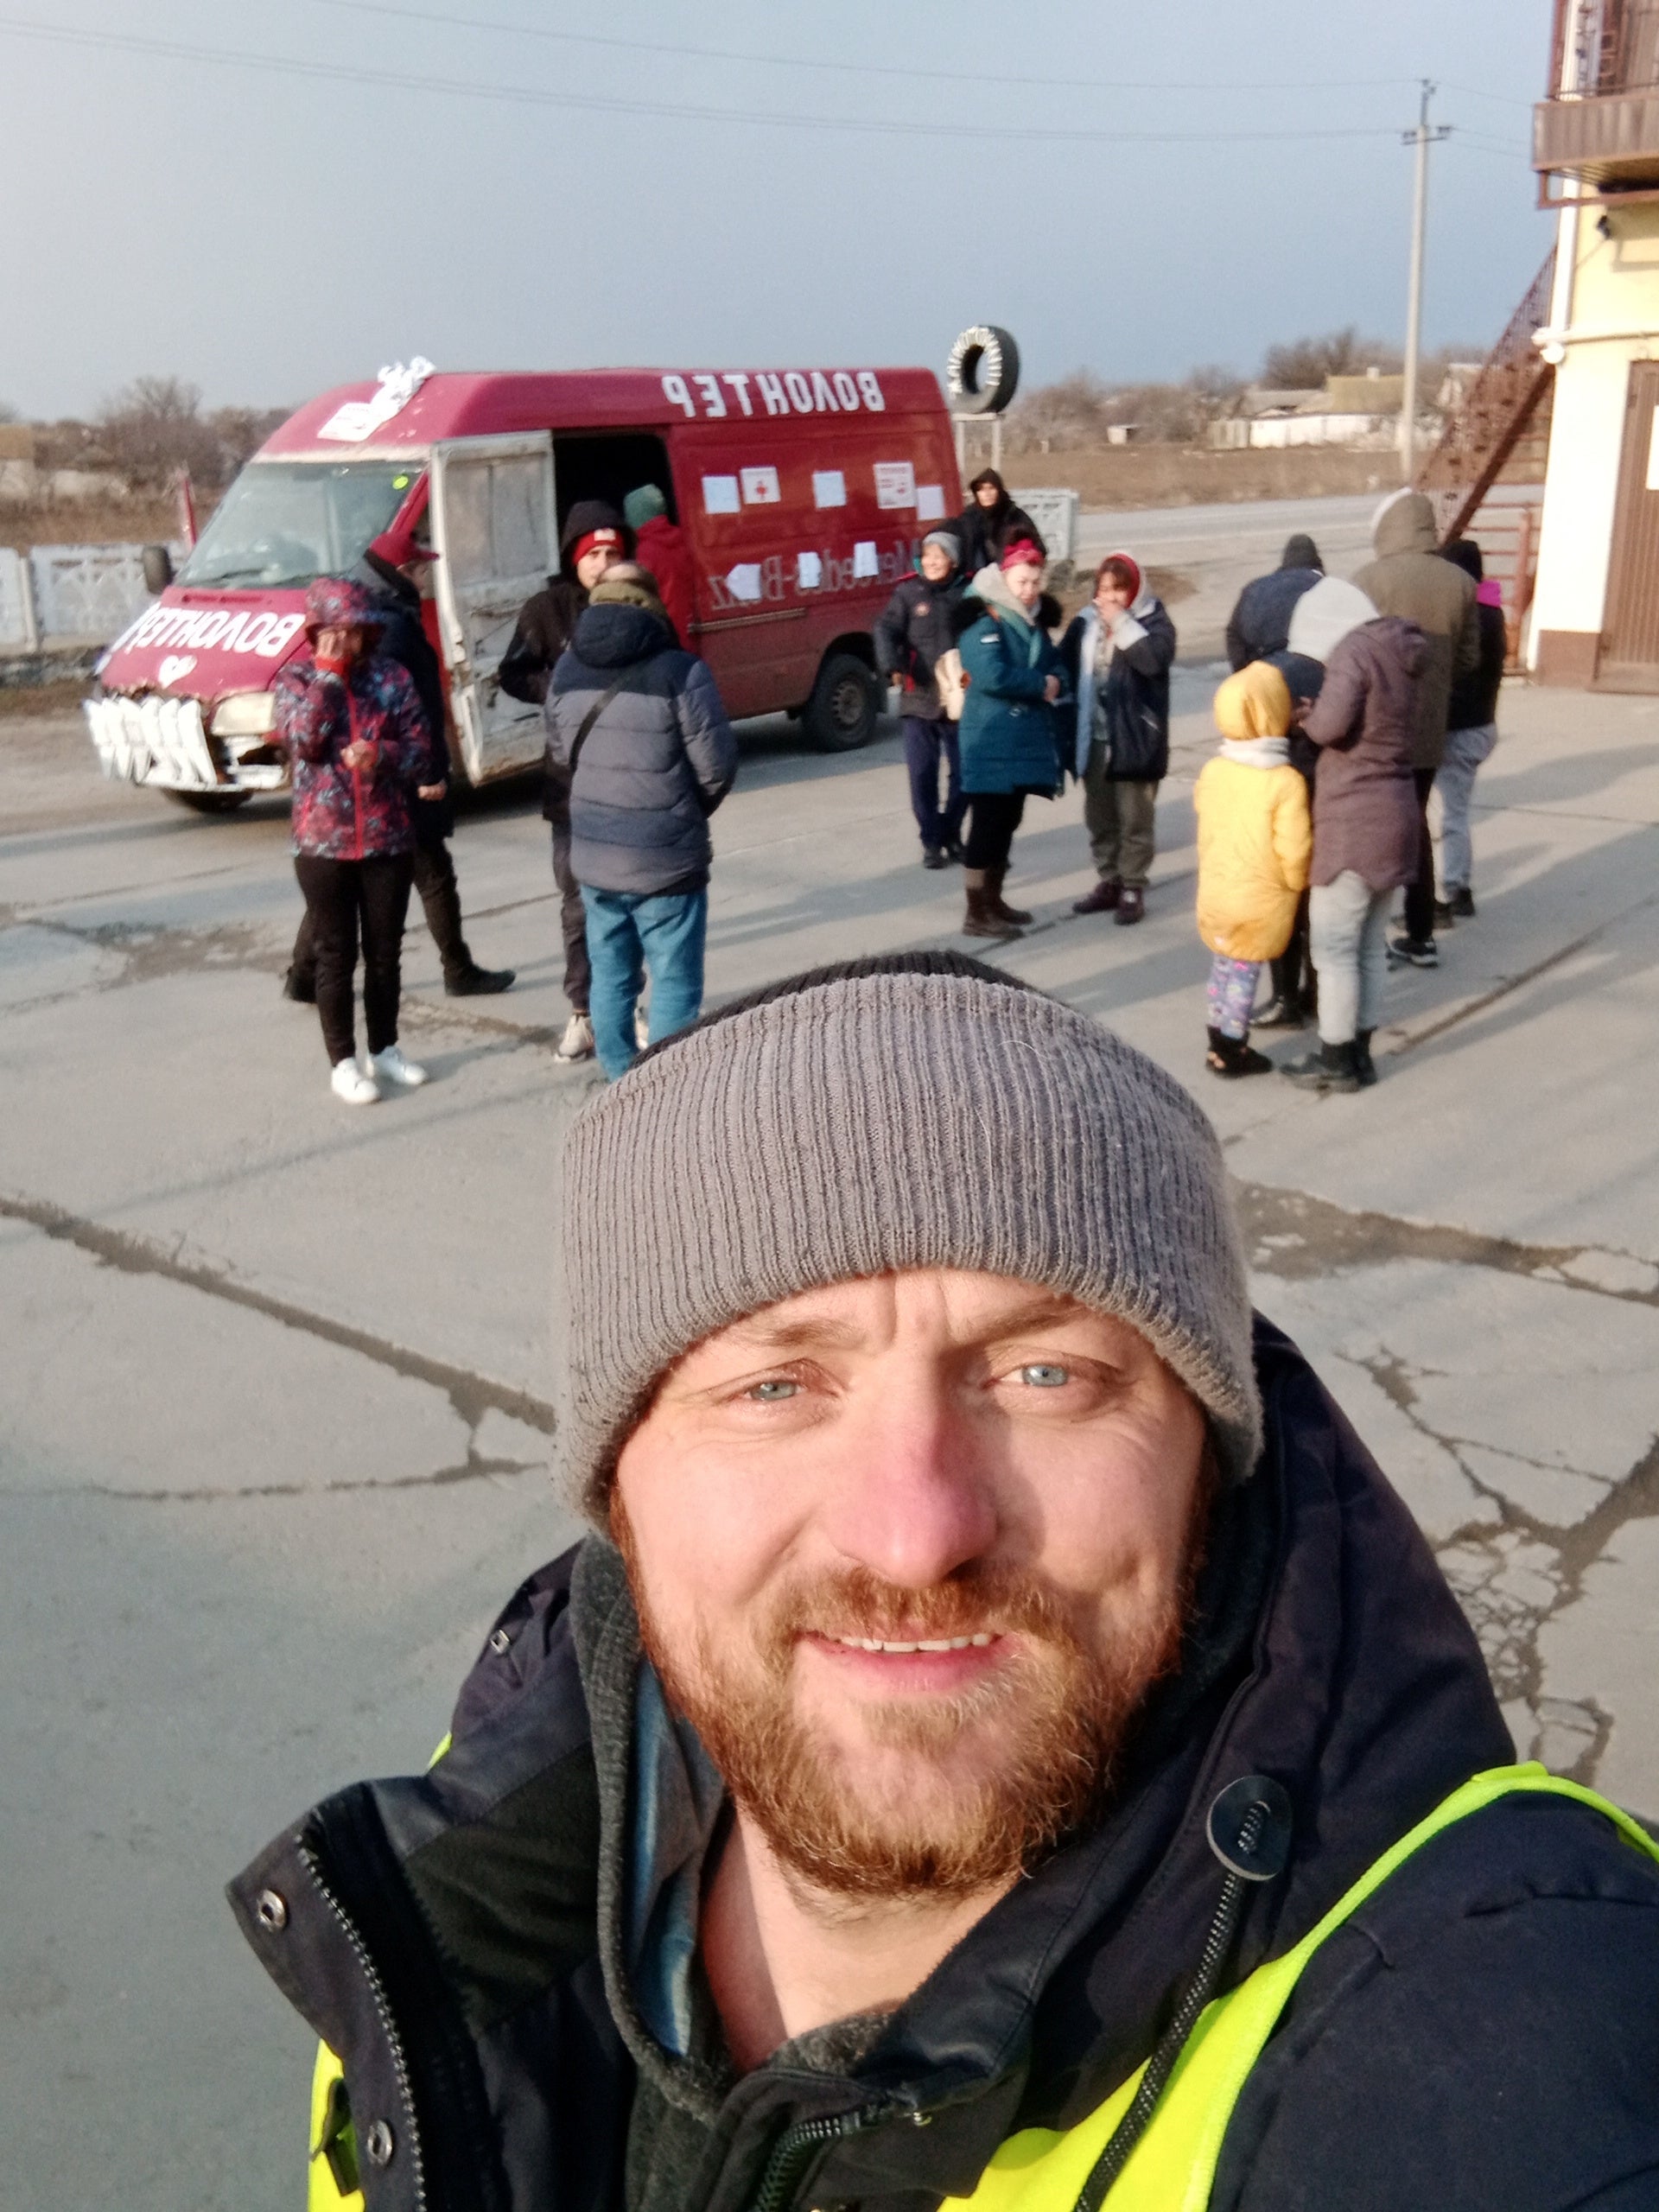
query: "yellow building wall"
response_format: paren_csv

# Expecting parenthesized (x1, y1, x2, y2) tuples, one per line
(1529, 202, 1659, 678)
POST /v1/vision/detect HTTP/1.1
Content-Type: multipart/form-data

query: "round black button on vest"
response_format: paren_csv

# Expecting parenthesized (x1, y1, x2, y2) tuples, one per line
(1207, 1775, 1294, 1881)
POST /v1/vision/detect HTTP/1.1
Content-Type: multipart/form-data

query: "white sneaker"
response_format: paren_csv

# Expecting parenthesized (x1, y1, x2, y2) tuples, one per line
(634, 1003, 650, 1052)
(555, 1012, 595, 1063)
(370, 1044, 429, 1089)
(330, 1056, 381, 1106)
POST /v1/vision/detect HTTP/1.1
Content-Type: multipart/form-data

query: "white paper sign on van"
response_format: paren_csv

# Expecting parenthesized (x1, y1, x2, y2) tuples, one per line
(663, 369, 887, 420)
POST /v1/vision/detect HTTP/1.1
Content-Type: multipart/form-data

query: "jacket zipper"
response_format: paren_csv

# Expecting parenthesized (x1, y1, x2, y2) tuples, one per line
(345, 687, 365, 861)
(297, 1836, 428, 2212)
(746, 2100, 896, 2212)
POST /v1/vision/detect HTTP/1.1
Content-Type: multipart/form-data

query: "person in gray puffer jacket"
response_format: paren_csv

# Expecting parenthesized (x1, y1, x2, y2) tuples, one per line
(545, 566, 738, 1080)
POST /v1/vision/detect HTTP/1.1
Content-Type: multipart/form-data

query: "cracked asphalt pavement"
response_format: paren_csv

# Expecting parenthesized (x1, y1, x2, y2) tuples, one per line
(4, 676, 1659, 2211)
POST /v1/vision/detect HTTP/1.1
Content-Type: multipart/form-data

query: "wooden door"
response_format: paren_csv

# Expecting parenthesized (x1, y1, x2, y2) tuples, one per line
(1601, 360, 1659, 687)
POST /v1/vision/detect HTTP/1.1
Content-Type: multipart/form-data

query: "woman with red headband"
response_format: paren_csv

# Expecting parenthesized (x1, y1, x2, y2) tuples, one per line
(1058, 552, 1177, 927)
(950, 538, 1065, 938)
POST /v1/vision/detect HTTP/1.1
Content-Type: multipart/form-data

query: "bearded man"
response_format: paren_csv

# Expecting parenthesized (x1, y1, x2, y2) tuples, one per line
(232, 953, 1659, 2212)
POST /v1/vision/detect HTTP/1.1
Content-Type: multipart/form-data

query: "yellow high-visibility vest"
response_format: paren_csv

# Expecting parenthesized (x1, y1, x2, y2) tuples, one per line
(945, 1764, 1659, 2212)
(308, 1763, 1659, 2212)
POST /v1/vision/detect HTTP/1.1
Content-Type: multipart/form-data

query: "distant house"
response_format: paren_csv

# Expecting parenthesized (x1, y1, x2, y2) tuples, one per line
(0, 423, 38, 500)
(1211, 369, 1405, 450)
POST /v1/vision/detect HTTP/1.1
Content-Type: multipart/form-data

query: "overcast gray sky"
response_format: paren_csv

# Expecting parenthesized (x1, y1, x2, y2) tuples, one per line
(0, 0, 1550, 420)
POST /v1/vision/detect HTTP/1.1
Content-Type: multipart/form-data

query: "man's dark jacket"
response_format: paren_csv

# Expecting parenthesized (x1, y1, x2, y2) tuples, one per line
(543, 601, 737, 897)
(874, 572, 965, 722)
(365, 555, 453, 841)
(229, 1320, 1659, 2212)
(1224, 537, 1325, 673)
(499, 501, 631, 822)
(1058, 600, 1177, 781)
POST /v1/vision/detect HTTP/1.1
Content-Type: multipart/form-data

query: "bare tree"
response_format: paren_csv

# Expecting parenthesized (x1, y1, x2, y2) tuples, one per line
(1262, 329, 1402, 388)
(0, 400, 18, 425)
(99, 375, 226, 487)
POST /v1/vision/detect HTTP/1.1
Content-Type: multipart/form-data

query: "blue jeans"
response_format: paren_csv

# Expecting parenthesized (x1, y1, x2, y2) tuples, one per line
(580, 886, 708, 1080)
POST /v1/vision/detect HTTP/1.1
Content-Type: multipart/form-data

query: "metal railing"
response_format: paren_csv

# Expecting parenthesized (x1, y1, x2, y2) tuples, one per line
(1550, 0, 1659, 95)
(1416, 251, 1556, 539)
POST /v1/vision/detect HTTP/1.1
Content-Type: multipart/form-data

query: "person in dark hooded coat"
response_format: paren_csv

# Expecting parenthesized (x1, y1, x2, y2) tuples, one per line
(1224, 534, 1325, 671)
(543, 565, 737, 1081)
(952, 467, 1047, 578)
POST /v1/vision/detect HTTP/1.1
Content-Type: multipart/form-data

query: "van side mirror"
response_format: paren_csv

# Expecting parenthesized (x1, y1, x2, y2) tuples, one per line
(143, 544, 175, 594)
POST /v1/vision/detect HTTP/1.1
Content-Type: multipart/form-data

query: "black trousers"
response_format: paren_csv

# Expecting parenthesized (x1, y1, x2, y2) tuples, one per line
(293, 852, 415, 1065)
(550, 816, 591, 1014)
(290, 836, 471, 989)
(1270, 888, 1315, 1012)
(963, 791, 1027, 872)
(1403, 767, 1439, 942)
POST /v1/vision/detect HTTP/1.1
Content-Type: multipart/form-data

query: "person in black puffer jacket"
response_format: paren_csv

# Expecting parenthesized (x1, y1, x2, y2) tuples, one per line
(544, 567, 737, 1080)
(1435, 537, 1507, 921)
(874, 529, 968, 868)
(500, 501, 632, 1062)
(952, 467, 1047, 578)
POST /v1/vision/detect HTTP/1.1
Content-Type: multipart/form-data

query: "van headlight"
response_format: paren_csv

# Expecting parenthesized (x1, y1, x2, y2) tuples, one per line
(210, 691, 278, 737)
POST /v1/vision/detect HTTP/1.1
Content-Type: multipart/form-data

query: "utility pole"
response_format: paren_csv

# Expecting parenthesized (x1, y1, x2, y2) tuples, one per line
(1400, 79, 1452, 482)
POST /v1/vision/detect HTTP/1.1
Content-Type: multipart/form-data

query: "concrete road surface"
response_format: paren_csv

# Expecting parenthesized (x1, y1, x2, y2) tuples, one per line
(4, 675, 1659, 2209)
(1072, 491, 1383, 658)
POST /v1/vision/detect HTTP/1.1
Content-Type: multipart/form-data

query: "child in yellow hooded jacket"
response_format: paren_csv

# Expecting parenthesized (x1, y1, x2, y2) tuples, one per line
(1194, 663, 1313, 1076)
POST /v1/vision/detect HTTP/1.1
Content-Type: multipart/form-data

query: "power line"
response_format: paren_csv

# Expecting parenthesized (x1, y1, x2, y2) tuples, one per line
(0, 16, 1414, 144)
(288, 0, 1421, 99)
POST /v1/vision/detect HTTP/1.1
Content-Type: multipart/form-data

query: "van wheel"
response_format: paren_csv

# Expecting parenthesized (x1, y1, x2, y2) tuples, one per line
(804, 653, 879, 753)
(167, 789, 254, 814)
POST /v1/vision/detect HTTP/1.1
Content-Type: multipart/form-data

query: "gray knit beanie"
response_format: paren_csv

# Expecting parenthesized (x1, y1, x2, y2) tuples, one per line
(560, 958, 1261, 1516)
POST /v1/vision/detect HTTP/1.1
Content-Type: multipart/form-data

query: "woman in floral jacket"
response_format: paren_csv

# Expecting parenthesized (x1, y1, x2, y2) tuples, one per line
(276, 577, 442, 1105)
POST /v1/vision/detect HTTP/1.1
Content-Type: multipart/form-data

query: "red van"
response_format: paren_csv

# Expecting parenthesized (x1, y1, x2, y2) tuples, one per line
(86, 360, 960, 808)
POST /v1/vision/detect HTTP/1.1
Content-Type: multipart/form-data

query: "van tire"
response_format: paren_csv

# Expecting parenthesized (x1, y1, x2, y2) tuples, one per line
(946, 325, 1021, 416)
(804, 652, 879, 753)
(167, 789, 254, 814)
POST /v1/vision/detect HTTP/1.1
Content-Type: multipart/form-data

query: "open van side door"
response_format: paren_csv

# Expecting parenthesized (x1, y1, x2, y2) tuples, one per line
(429, 433, 556, 784)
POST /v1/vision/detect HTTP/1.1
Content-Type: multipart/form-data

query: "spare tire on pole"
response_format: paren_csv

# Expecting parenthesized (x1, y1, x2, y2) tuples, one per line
(946, 326, 1021, 416)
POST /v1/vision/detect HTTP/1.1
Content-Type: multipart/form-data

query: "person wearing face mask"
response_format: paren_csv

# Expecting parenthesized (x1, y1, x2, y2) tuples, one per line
(1058, 553, 1178, 927)
(499, 502, 632, 1063)
(276, 577, 442, 1106)
(951, 539, 1065, 938)
(874, 529, 969, 868)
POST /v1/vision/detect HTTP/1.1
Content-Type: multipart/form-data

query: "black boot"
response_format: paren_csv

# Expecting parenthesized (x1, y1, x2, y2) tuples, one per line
(1255, 949, 1308, 1028)
(448, 963, 517, 995)
(1206, 1027, 1273, 1078)
(1282, 1039, 1362, 1094)
(1354, 1030, 1378, 1086)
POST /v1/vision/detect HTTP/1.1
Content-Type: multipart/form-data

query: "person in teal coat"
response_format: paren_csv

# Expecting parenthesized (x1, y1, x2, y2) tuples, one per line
(953, 538, 1066, 938)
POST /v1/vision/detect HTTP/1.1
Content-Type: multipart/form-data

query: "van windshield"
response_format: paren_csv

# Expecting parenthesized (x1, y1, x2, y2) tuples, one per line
(177, 461, 417, 589)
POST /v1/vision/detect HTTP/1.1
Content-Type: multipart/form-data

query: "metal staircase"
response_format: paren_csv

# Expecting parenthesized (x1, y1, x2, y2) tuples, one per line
(1415, 251, 1558, 662)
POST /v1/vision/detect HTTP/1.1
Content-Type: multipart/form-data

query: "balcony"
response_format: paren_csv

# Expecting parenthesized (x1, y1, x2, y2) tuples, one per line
(1536, 0, 1659, 201)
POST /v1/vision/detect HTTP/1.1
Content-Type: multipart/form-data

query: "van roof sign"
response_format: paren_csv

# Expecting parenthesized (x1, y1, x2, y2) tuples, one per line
(263, 368, 945, 459)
